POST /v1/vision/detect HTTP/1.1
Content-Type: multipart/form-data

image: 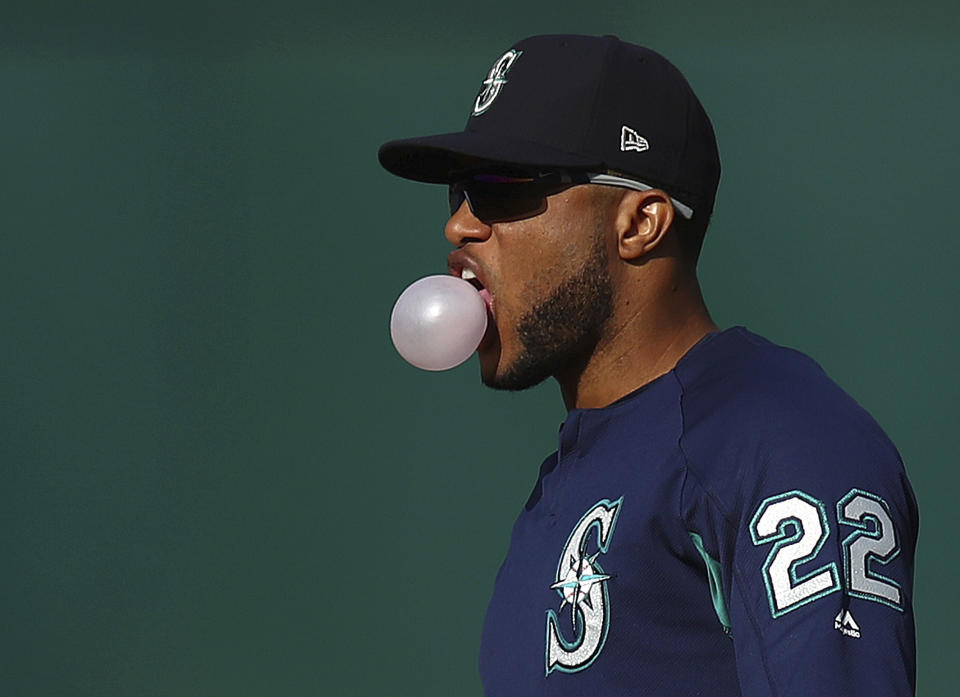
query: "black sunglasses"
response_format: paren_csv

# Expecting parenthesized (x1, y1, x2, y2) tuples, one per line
(448, 171, 587, 223)
(448, 171, 694, 223)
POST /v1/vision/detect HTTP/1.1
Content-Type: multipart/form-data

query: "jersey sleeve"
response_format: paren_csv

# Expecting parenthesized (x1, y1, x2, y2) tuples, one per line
(679, 368, 918, 696)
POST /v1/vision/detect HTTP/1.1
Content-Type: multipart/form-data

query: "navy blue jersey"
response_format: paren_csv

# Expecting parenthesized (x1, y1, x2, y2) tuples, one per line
(479, 327, 917, 696)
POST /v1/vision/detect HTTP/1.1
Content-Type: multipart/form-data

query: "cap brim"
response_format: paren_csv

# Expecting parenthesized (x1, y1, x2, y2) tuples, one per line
(378, 130, 599, 184)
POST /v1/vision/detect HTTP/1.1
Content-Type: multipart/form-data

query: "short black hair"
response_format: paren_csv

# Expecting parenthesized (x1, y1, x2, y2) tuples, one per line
(672, 211, 710, 266)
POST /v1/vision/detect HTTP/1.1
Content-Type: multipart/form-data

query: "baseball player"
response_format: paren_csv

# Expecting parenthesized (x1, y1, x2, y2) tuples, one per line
(379, 34, 917, 696)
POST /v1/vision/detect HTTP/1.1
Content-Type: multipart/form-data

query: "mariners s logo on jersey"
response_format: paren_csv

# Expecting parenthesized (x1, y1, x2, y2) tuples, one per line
(545, 498, 622, 676)
(473, 49, 521, 115)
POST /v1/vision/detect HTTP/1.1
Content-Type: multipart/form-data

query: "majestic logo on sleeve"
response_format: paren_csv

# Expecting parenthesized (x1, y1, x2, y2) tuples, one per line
(545, 498, 622, 676)
(834, 609, 861, 639)
(472, 49, 521, 116)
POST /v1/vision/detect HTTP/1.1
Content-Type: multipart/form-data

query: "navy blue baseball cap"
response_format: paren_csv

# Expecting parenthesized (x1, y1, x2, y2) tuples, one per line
(378, 34, 721, 222)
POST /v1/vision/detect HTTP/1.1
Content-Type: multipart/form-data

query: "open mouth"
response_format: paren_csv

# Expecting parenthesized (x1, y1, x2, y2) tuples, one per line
(447, 261, 498, 354)
(452, 264, 494, 315)
(460, 267, 484, 291)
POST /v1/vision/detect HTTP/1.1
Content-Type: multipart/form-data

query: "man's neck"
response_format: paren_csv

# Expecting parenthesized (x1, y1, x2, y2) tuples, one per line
(556, 280, 718, 411)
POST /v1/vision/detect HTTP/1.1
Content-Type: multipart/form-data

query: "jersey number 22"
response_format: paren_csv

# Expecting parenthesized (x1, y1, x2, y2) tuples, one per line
(749, 488, 902, 617)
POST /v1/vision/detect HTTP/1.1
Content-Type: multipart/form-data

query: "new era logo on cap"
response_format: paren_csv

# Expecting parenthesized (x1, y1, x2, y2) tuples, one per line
(620, 125, 649, 153)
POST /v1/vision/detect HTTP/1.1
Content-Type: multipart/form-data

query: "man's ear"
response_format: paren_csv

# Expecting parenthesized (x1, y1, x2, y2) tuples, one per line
(614, 189, 675, 261)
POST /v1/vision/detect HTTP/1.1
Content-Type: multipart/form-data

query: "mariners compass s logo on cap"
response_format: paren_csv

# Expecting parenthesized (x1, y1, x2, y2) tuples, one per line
(473, 49, 522, 116)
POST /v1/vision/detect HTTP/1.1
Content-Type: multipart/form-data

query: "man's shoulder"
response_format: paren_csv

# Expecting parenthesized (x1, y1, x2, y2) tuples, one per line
(673, 327, 904, 501)
(675, 327, 876, 432)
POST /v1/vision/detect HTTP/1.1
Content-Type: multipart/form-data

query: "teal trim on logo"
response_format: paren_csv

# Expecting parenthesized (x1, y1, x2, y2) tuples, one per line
(544, 497, 623, 676)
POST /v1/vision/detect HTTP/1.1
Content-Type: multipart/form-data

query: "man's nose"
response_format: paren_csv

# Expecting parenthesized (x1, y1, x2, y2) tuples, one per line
(445, 200, 493, 247)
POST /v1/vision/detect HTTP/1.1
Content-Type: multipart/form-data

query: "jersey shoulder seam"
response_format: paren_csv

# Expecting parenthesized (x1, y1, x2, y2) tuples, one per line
(671, 370, 737, 529)
(672, 370, 782, 697)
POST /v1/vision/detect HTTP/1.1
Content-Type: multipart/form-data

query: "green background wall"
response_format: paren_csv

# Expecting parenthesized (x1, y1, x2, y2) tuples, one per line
(2, 2, 956, 695)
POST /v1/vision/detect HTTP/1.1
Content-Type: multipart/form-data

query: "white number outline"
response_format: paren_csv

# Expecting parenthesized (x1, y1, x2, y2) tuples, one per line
(749, 491, 841, 618)
(837, 488, 903, 611)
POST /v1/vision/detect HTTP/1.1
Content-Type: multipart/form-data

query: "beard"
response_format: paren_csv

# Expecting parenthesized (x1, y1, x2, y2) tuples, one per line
(483, 239, 613, 392)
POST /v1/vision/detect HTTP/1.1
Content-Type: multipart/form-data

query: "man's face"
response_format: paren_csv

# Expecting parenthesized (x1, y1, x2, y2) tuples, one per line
(446, 182, 615, 390)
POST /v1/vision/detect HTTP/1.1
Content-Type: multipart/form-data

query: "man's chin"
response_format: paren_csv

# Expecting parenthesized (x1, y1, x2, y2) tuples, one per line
(480, 353, 553, 392)
(482, 372, 541, 392)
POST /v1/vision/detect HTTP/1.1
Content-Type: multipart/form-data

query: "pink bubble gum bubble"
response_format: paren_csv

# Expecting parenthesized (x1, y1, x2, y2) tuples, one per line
(390, 275, 488, 371)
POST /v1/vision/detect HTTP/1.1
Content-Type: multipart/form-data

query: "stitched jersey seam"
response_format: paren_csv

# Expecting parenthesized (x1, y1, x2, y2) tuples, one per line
(672, 369, 782, 697)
